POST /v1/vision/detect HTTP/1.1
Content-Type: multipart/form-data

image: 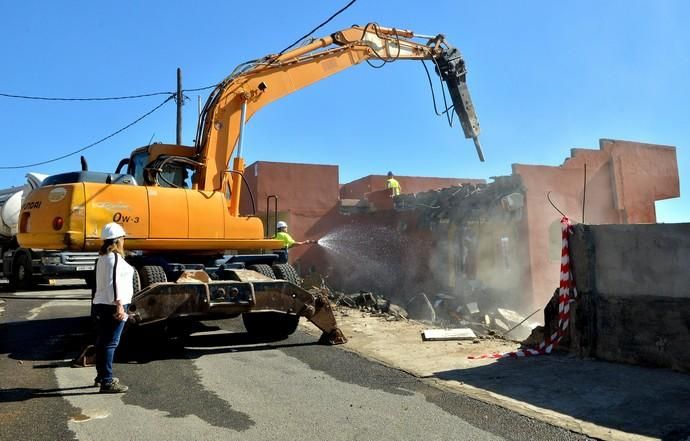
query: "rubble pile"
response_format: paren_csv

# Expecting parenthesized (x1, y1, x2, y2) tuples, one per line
(305, 274, 539, 342)
(390, 175, 538, 340)
(310, 174, 542, 343)
(306, 282, 409, 322)
(407, 290, 541, 341)
(395, 175, 525, 230)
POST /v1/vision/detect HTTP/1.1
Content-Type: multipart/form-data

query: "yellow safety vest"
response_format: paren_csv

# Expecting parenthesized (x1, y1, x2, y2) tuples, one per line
(386, 178, 401, 196)
(275, 231, 295, 248)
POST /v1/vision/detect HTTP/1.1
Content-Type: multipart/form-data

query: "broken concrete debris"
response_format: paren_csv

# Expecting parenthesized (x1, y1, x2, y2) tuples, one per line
(307, 284, 409, 321)
(387, 304, 408, 320)
(466, 302, 479, 314)
(406, 293, 436, 322)
(305, 272, 537, 341)
(494, 318, 510, 331)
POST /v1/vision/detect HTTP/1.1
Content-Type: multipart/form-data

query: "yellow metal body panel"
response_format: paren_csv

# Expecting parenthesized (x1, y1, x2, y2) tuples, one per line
(18, 182, 283, 252)
(121, 238, 283, 251)
(148, 187, 188, 238)
(84, 183, 149, 239)
(224, 215, 265, 241)
(18, 184, 86, 250)
(187, 190, 225, 239)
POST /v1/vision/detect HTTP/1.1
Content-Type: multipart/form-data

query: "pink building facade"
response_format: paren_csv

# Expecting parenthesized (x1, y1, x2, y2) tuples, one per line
(241, 139, 679, 311)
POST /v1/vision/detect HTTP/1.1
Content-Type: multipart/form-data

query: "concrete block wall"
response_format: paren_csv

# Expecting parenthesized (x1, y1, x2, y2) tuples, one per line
(569, 223, 690, 372)
(514, 139, 679, 309)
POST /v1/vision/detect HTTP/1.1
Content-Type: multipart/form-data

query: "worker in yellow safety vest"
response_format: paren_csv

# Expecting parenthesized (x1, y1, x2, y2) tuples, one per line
(386, 171, 401, 197)
(276, 221, 316, 251)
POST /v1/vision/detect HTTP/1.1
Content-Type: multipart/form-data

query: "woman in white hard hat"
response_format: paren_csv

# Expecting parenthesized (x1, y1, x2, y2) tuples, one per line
(92, 222, 135, 393)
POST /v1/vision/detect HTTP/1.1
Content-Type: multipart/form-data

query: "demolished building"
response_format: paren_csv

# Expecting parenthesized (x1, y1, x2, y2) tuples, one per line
(241, 138, 679, 321)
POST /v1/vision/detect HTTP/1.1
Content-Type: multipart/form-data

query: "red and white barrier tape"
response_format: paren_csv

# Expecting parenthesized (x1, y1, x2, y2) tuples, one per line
(468, 216, 577, 360)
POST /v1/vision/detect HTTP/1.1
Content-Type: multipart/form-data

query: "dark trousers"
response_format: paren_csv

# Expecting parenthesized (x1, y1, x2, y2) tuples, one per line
(275, 249, 289, 263)
(93, 304, 128, 383)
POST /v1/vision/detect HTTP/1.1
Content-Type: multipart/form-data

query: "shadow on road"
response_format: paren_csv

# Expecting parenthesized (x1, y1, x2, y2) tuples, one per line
(0, 316, 92, 362)
(120, 321, 319, 363)
(0, 385, 100, 403)
(0, 282, 88, 294)
(1, 314, 322, 365)
(0, 294, 90, 300)
(434, 355, 690, 441)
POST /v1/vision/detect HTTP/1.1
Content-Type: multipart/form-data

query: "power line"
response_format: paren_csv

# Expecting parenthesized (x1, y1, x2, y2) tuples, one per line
(0, 1, 359, 168)
(271, 0, 358, 62)
(0, 91, 174, 101)
(0, 95, 174, 170)
(182, 84, 218, 93)
(0, 84, 219, 102)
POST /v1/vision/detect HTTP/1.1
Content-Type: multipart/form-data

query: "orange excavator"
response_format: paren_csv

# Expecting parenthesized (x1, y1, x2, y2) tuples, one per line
(17, 24, 483, 343)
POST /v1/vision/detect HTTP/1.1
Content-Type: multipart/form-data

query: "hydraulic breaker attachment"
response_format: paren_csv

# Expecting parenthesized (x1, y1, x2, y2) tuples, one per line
(127, 276, 347, 345)
(436, 46, 485, 162)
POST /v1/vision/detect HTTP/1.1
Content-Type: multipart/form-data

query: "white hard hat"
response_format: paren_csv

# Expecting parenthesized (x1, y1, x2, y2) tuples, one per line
(101, 222, 126, 240)
(276, 221, 288, 229)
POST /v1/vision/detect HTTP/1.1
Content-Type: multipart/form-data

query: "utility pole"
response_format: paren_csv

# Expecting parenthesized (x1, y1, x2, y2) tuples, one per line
(176, 67, 183, 145)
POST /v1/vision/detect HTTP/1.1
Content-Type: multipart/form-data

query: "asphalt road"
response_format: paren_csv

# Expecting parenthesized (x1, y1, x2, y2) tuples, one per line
(0, 283, 592, 441)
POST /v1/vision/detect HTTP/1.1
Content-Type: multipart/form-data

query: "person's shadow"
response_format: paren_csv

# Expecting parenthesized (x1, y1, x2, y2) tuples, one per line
(0, 316, 93, 363)
(0, 385, 101, 403)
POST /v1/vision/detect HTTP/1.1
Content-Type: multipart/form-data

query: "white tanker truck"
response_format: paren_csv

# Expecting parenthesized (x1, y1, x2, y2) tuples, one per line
(0, 173, 97, 290)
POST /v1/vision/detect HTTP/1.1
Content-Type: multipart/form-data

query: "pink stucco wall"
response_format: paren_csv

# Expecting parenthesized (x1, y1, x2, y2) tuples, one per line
(240, 139, 680, 311)
(514, 139, 679, 306)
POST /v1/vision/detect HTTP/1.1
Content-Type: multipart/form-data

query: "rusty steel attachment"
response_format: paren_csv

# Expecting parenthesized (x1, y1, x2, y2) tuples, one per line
(319, 328, 348, 345)
(127, 271, 346, 345)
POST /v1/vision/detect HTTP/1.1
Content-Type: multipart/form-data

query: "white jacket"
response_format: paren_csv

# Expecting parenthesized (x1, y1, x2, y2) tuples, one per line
(93, 252, 135, 306)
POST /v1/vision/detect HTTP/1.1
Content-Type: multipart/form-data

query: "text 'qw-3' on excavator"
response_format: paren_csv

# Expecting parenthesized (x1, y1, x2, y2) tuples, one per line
(17, 23, 483, 344)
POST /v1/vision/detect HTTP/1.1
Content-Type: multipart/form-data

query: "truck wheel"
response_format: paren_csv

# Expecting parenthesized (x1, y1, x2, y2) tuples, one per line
(86, 268, 139, 294)
(243, 263, 299, 338)
(271, 263, 299, 285)
(132, 268, 141, 293)
(10, 253, 33, 291)
(246, 264, 275, 279)
(138, 265, 167, 289)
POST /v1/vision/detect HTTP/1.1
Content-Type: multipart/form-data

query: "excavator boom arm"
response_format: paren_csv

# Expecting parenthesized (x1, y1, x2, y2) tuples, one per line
(195, 23, 482, 198)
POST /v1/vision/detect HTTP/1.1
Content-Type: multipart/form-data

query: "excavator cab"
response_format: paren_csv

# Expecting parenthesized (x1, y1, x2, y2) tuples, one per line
(125, 144, 200, 188)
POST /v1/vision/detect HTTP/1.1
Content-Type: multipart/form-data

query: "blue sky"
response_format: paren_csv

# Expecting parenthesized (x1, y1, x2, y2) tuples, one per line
(1, 0, 687, 222)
